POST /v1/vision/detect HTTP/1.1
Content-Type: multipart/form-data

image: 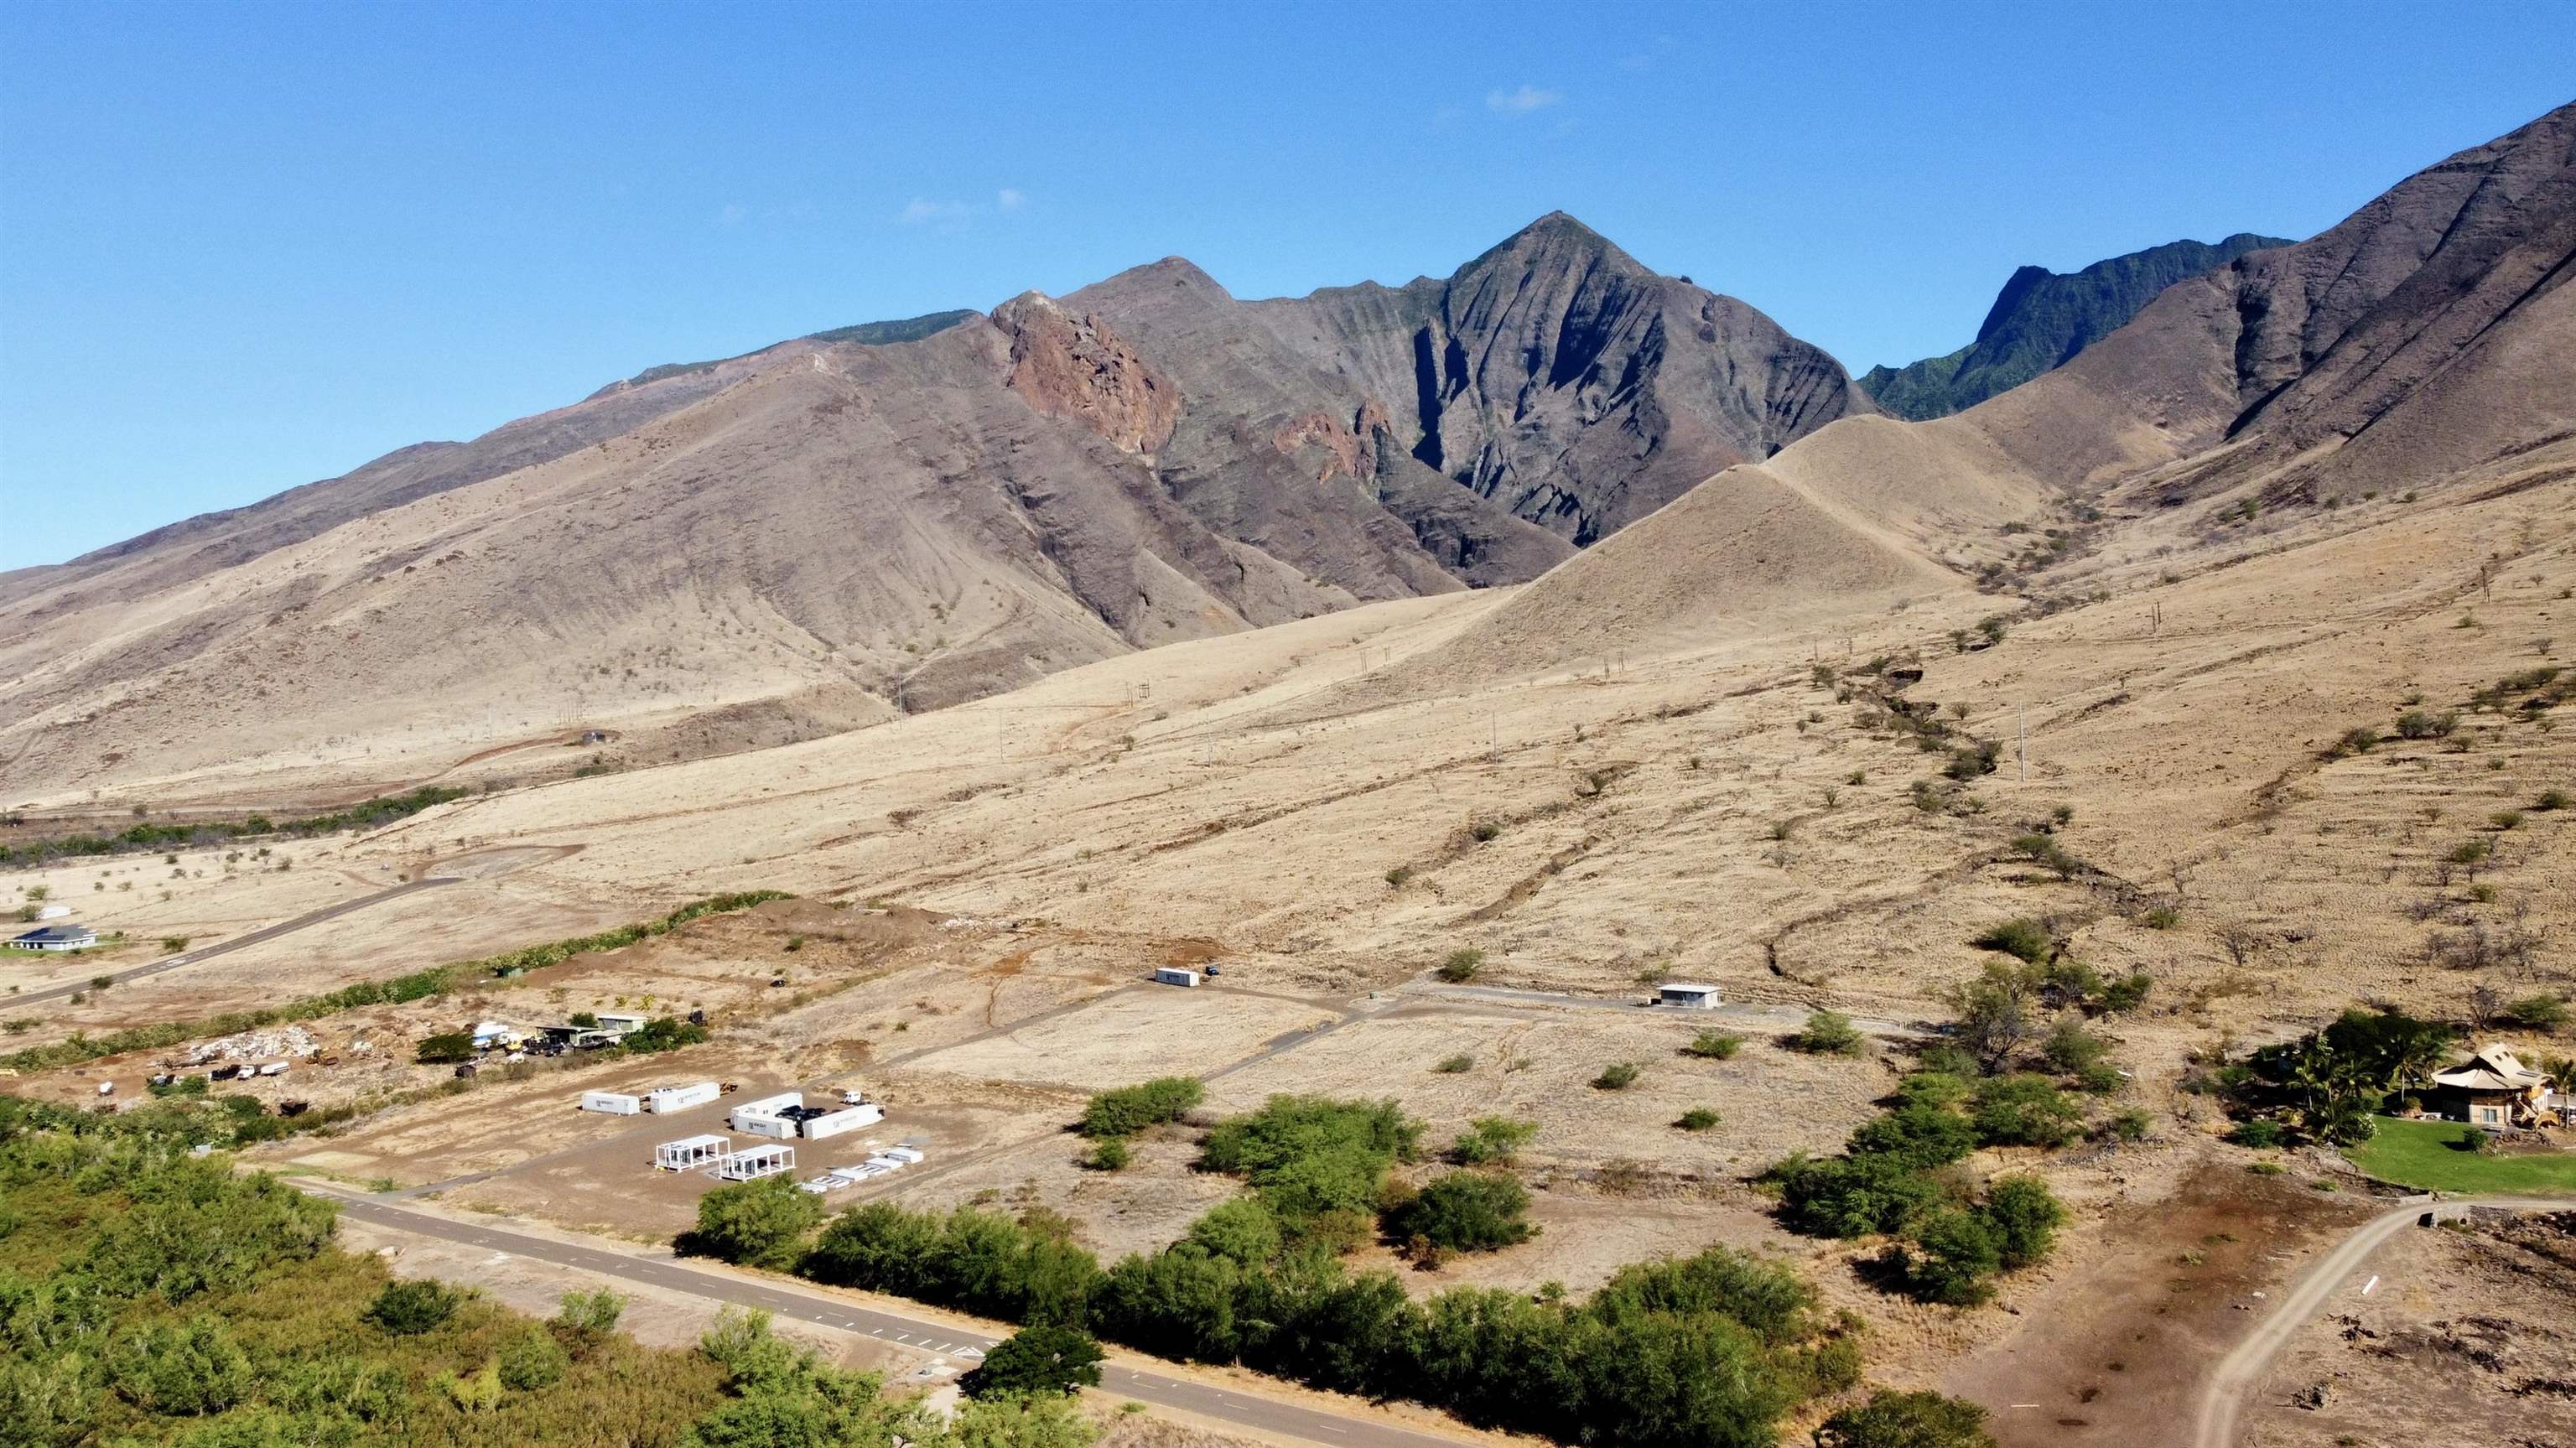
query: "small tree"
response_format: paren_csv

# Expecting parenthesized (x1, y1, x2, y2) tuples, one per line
(684, 1175, 822, 1269)
(962, 1323, 1104, 1399)
(1079, 1077, 1203, 1138)
(413, 1031, 475, 1065)
(1085, 1137, 1130, 1172)
(1898, 1208, 2002, 1305)
(1436, 948, 1485, 983)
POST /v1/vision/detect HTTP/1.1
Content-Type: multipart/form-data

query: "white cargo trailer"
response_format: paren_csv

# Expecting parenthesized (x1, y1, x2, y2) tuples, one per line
(736, 1113, 798, 1140)
(1153, 967, 1201, 987)
(655, 1134, 730, 1171)
(580, 1091, 642, 1115)
(800, 1103, 884, 1139)
(714, 1142, 794, 1181)
(647, 1082, 722, 1113)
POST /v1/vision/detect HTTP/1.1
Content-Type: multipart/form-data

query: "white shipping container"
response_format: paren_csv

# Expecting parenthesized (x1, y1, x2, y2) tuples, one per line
(581, 1091, 642, 1115)
(800, 1103, 885, 1139)
(735, 1113, 798, 1140)
(731, 1091, 802, 1120)
(647, 1082, 722, 1113)
(1153, 967, 1201, 987)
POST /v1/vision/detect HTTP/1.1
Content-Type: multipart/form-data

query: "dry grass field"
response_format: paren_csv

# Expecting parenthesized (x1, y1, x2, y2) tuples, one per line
(8, 421, 2573, 1446)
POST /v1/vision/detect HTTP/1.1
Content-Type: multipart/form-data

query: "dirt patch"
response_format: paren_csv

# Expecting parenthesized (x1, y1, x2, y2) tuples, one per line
(2244, 1210, 2576, 1447)
(1945, 1157, 2378, 1446)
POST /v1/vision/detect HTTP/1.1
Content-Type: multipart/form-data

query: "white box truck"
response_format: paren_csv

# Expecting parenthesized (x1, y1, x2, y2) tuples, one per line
(580, 1091, 642, 1115)
(647, 1082, 721, 1113)
(801, 1103, 885, 1139)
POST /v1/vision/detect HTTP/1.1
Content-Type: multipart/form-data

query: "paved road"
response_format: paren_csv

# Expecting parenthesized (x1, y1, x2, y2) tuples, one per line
(2190, 1194, 2565, 1448)
(14, 875, 462, 1008)
(317, 1188, 1479, 1448)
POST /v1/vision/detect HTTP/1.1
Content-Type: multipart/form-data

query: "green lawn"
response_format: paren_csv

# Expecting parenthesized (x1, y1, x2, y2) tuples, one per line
(2346, 1116, 2576, 1195)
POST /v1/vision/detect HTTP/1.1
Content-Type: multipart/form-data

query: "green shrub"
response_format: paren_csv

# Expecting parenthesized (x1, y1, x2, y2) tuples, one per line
(1592, 1061, 1641, 1090)
(1970, 1075, 2082, 1149)
(1086, 1137, 1132, 1172)
(2493, 810, 2526, 831)
(2537, 789, 2570, 811)
(366, 1279, 463, 1336)
(1971, 918, 2052, 965)
(1384, 1172, 1535, 1253)
(2141, 905, 2181, 930)
(2502, 994, 2568, 1032)
(2335, 726, 2380, 755)
(1675, 1108, 1721, 1132)
(1849, 1095, 1979, 1169)
(1784, 1009, 1864, 1056)
(1893, 1208, 2002, 1304)
(1433, 1053, 1475, 1074)
(1815, 1389, 1996, 1448)
(496, 1324, 570, 1390)
(1683, 1030, 1742, 1060)
(1198, 1095, 1422, 1230)
(1436, 948, 1485, 983)
(111, 1315, 253, 1414)
(1449, 1117, 1538, 1166)
(1080, 1077, 1204, 1138)
(2227, 1118, 2286, 1149)
(1978, 1176, 2066, 1269)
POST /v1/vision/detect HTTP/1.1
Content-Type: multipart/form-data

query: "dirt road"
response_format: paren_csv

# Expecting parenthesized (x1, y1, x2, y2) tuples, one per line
(2191, 1194, 2563, 1448)
(314, 1186, 1485, 1448)
(13, 875, 461, 1007)
(1415, 982, 1934, 1040)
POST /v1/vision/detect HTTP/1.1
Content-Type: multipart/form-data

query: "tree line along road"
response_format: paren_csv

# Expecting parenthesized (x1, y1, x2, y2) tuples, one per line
(312, 1187, 1484, 1448)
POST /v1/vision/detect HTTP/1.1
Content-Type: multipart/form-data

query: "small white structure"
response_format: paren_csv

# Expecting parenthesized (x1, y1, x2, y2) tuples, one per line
(647, 1082, 722, 1113)
(580, 1090, 643, 1115)
(801, 1102, 884, 1139)
(1657, 983, 1722, 1009)
(593, 1013, 648, 1036)
(714, 1141, 794, 1181)
(737, 1113, 799, 1140)
(656, 1134, 731, 1171)
(797, 1175, 843, 1195)
(1154, 967, 1201, 988)
(875, 1144, 926, 1165)
(469, 1020, 523, 1050)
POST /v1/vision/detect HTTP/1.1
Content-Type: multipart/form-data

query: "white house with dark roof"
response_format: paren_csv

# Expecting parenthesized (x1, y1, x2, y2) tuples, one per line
(8, 923, 96, 951)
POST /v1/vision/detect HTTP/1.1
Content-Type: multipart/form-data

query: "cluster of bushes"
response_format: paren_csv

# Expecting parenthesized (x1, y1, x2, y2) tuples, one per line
(3, 892, 786, 1074)
(1078, 1077, 1202, 1139)
(0, 786, 468, 867)
(672, 1092, 1887, 1448)
(804, 1196, 1861, 1448)
(1765, 1066, 2070, 1305)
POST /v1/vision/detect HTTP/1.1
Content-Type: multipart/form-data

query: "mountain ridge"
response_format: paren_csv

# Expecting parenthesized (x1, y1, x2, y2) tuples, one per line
(1860, 232, 2293, 419)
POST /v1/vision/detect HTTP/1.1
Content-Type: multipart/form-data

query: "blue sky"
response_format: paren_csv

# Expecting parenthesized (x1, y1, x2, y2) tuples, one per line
(3, 3, 2570, 569)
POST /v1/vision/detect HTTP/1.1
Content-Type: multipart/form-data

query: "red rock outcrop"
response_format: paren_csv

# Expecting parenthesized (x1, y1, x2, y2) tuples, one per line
(993, 293, 1180, 455)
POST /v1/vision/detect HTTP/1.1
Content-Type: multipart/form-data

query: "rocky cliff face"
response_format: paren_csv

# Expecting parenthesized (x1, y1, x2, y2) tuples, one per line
(1859, 233, 2292, 420)
(1244, 213, 1872, 543)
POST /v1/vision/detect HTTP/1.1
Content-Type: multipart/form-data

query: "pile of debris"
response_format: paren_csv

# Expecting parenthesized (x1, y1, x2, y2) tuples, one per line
(177, 1024, 320, 1067)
